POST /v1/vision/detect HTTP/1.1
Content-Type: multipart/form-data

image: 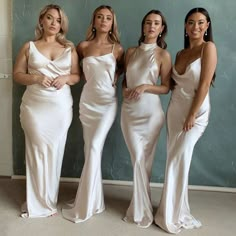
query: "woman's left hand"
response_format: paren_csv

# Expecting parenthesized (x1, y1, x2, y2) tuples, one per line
(183, 114, 196, 132)
(128, 84, 146, 100)
(51, 76, 68, 90)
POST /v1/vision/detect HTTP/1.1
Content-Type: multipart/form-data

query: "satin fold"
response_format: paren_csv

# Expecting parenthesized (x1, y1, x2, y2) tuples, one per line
(155, 58, 209, 233)
(62, 49, 117, 223)
(20, 41, 73, 218)
(121, 43, 165, 228)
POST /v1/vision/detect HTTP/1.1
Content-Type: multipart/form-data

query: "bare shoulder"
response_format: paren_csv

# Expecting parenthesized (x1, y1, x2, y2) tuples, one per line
(76, 41, 89, 58)
(77, 41, 89, 51)
(203, 41, 217, 54)
(17, 41, 31, 58)
(114, 43, 124, 57)
(155, 47, 171, 64)
(159, 47, 171, 58)
(21, 41, 31, 51)
(126, 46, 137, 57)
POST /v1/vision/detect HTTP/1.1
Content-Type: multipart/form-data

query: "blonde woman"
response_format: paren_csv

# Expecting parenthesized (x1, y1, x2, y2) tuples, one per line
(62, 5, 124, 223)
(13, 4, 80, 218)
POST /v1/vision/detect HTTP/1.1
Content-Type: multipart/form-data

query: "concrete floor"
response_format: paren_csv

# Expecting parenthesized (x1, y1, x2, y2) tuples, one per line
(0, 178, 235, 236)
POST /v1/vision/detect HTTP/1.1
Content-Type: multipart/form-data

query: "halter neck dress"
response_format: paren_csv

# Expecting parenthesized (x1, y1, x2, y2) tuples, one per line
(121, 43, 165, 228)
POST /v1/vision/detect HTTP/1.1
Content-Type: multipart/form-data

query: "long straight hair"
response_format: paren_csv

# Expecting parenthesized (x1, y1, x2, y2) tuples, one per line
(184, 7, 215, 82)
(86, 5, 120, 43)
(138, 9, 168, 49)
(184, 7, 213, 48)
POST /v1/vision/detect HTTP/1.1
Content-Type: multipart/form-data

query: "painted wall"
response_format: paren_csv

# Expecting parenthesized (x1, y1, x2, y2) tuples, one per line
(12, 0, 236, 187)
(0, 0, 13, 176)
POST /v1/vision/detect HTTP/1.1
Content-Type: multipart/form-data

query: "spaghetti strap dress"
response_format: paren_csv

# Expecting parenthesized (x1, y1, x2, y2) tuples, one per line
(62, 45, 117, 223)
(20, 41, 73, 218)
(121, 43, 165, 228)
(155, 57, 210, 233)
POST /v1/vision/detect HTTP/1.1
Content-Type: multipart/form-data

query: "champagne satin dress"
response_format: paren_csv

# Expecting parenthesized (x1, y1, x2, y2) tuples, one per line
(20, 41, 73, 217)
(121, 43, 165, 228)
(62, 45, 117, 223)
(155, 57, 210, 233)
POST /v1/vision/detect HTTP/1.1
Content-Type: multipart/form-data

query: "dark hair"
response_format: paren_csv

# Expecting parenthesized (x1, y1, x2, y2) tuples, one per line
(86, 5, 120, 43)
(184, 7, 215, 83)
(184, 7, 213, 48)
(138, 10, 168, 49)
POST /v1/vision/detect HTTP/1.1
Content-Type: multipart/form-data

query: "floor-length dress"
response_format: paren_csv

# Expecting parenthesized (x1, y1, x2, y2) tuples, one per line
(155, 58, 210, 233)
(121, 43, 165, 228)
(62, 46, 117, 223)
(20, 41, 73, 218)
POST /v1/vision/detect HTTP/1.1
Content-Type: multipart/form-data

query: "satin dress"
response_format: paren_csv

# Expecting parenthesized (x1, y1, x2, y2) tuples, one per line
(20, 41, 73, 218)
(155, 58, 210, 233)
(121, 43, 165, 228)
(62, 46, 117, 223)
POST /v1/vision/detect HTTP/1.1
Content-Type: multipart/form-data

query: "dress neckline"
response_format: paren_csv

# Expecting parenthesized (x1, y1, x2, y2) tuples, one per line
(30, 41, 68, 62)
(140, 42, 157, 51)
(83, 53, 115, 61)
(173, 57, 201, 76)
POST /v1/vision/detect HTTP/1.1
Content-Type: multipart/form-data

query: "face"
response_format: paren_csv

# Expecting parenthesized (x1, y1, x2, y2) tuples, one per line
(94, 8, 113, 33)
(185, 12, 209, 39)
(40, 8, 61, 35)
(143, 13, 164, 41)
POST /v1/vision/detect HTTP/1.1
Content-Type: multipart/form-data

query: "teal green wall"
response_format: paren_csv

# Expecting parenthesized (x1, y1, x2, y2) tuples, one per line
(13, 0, 236, 187)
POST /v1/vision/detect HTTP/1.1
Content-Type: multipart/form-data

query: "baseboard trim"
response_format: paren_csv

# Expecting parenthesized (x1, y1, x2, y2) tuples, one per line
(12, 175, 236, 193)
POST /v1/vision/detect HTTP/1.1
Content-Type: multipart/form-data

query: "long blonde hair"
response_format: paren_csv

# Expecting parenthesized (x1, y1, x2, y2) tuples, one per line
(35, 4, 73, 48)
(86, 5, 120, 43)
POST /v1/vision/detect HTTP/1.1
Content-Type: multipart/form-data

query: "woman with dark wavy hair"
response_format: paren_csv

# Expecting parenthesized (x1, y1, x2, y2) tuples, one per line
(62, 5, 124, 223)
(121, 9, 171, 228)
(155, 7, 217, 233)
(13, 4, 80, 218)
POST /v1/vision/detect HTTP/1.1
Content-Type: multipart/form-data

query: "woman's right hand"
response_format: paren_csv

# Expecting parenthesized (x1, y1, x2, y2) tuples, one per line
(123, 88, 132, 99)
(35, 75, 52, 88)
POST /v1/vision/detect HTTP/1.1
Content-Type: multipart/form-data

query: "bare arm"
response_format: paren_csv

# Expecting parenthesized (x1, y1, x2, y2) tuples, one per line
(13, 42, 52, 87)
(122, 47, 136, 98)
(114, 44, 125, 85)
(183, 42, 217, 131)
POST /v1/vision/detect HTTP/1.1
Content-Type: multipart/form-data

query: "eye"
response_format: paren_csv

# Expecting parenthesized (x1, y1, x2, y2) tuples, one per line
(187, 20, 194, 25)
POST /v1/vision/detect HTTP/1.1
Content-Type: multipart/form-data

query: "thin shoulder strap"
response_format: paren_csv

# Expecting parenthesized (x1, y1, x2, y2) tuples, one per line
(200, 43, 206, 58)
(112, 43, 115, 53)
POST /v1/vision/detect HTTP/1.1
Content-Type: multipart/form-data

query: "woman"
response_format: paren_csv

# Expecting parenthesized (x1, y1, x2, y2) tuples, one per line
(62, 5, 124, 223)
(121, 10, 171, 228)
(155, 7, 217, 233)
(13, 4, 80, 218)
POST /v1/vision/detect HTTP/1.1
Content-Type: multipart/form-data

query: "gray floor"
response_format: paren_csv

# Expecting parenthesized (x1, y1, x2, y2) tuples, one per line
(0, 178, 235, 236)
